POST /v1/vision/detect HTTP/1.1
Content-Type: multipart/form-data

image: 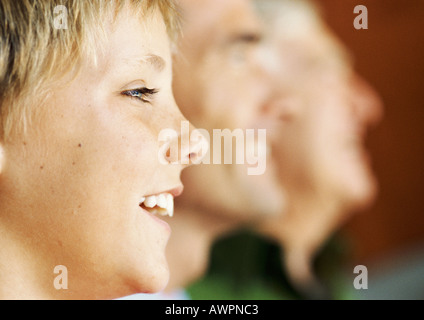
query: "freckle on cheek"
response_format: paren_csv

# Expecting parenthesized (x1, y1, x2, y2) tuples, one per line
(78, 143, 82, 148)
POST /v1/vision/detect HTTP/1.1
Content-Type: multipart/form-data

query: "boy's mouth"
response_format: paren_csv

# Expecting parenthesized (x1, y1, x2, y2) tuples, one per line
(139, 193, 174, 217)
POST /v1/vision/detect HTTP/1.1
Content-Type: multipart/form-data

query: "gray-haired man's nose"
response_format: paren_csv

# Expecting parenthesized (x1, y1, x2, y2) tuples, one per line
(350, 75, 384, 127)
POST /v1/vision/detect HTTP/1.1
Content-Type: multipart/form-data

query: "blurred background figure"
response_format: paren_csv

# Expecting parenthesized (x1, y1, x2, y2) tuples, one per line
(193, 0, 424, 300)
(254, 0, 383, 297)
(313, 0, 424, 300)
(185, 0, 384, 300)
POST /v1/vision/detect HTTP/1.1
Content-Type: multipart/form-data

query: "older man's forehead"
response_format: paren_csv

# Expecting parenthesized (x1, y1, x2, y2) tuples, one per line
(221, 1, 262, 32)
(179, 0, 262, 36)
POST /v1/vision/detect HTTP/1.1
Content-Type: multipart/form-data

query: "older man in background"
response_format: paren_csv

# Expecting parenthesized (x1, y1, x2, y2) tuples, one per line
(254, 0, 383, 297)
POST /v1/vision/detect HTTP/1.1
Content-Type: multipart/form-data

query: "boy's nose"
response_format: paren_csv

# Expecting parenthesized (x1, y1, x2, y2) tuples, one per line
(161, 116, 209, 166)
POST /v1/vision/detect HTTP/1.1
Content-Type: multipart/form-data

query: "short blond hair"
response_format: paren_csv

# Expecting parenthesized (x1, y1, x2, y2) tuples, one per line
(0, 0, 180, 140)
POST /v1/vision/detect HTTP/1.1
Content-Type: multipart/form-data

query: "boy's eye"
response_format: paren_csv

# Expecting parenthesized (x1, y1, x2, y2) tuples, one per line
(121, 87, 158, 103)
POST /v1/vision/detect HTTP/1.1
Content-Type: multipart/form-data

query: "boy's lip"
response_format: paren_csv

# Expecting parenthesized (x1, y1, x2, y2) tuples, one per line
(140, 206, 172, 233)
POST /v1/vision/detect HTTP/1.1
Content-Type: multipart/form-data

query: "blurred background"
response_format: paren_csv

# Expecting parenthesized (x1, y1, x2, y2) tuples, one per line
(187, 0, 424, 300)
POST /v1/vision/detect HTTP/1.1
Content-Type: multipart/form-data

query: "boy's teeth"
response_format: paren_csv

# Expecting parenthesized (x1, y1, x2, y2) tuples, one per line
(140, 193, 174, 217)
(144, 196, 157, 208)
(157, 194, 167, 208)
(167, 193, 174, 217)
(157, 208, 169, 216)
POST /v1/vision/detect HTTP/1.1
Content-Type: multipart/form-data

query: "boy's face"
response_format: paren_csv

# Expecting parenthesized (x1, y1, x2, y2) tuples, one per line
(0, 7, 190, 297)
(173, 0, 285, 220)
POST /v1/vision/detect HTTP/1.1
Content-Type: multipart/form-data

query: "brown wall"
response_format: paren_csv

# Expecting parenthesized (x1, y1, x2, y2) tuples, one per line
(314, 0, 424, 264)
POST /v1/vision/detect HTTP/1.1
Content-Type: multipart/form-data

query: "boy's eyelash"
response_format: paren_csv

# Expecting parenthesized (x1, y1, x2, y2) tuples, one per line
(121, 87, 158, 103)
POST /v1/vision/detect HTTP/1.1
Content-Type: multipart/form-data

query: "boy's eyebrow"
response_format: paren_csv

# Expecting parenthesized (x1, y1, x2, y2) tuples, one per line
(128, 54, 166, 72)
(144, 54, 166, 72)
